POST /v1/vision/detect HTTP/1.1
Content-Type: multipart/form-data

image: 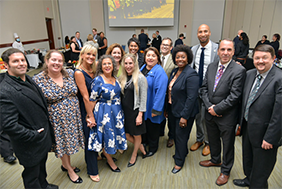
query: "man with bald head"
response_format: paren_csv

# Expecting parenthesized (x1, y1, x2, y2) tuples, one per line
(190, 24, 219, 156)
(233, 29, 243, 51)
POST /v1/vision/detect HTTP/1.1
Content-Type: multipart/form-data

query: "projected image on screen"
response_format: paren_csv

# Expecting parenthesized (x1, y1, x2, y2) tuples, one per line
(108, 0, 175, 27)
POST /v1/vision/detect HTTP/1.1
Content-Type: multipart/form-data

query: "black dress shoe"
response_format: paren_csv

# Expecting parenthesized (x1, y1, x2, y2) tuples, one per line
(143, 151, 155, 159)
(106, 162, 121, 172)
(233, 178, 250, 187)
(67, 174, 83, 184)
(127, 157, 137, 167)
(171, 167, 182, 174)
(45, 184, 59, 189)
(4, 155, 16, 163)
(61, 165, 80, 173)
(101, 153, 117, 162)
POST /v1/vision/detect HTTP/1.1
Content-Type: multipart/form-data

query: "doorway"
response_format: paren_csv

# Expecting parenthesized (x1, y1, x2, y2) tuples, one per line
(46, 18, 55, 49)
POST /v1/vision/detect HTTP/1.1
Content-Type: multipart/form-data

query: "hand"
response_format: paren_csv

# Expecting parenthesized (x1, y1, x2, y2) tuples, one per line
(235, 61, 242, 66)
(179, 118, 187, 128)
(37, 128, 44, 133)
(164, 110, 168, 118)
(87, 116, 97, 128)
(208, 105, 222, 117)
(136, 114, 142, 126)
(151, 113, 157, 117)
(261, 140, 273, 150)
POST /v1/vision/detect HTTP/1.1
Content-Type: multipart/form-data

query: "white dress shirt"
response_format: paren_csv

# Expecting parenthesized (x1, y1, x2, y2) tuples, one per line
(195, 40, 212, 79)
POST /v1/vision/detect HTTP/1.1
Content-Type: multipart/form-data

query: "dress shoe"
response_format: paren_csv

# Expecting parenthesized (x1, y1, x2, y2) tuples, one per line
(67, 174, 83, 184)
(101, 153, 117, 162)
(45, 184, 59, 189)
(167, 139, 174, 148)
(202, 144, 210, 156)
(144, 151, 155, 158)
(127, 156, 137, 167)
(61, 165, 80, 173)
(171, 167, 182, 174)
(190, 141, 204, 151)
(216, 173, 229, 186)
(3, 155, 16, 163)
(90, 175, 100, 182)
(233, 178, 250, 187)
(199, 160, 222, 167)
(106, 162, 121, 172)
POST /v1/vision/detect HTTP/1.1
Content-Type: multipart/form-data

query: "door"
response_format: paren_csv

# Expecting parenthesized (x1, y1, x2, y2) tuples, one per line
(46, 18, 55, 49)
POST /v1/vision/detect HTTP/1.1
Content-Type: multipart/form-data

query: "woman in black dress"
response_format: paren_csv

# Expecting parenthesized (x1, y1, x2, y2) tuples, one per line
(70, 36, 80, 64)
(98, 32, 108, 59)
(119, 54, 147, 167)
(234, 32, 249, 64)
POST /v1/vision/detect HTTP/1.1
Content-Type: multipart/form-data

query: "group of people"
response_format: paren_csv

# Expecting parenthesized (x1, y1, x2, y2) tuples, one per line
(0, 23, 281, 189)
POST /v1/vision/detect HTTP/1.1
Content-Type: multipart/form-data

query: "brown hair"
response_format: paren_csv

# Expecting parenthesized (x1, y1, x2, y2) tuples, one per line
(253, 44, 275, 58)
(43, 50, 68, 77)
(105, 43, 125, 63)
(144, 47, 161, 66)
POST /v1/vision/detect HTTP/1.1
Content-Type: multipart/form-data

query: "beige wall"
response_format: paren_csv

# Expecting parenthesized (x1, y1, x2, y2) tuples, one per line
(89, 0, 105, 33)
(178, 0, 194, 45)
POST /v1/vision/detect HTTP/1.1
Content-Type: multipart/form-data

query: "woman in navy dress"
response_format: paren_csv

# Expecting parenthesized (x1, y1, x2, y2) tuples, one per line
(74, 44, 100, 182)
(88, 55, 127, 172)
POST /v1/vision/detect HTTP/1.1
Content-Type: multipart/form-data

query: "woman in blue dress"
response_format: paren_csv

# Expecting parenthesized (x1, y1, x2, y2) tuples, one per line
(88, 55, 127, 172)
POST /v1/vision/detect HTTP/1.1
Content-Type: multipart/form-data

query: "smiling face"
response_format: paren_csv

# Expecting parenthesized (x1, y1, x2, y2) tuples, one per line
(111, 47, 122, 64)
(217, 40, 234, 64)
(161, 39, 172, 56)
(124, 57, 135, 76)
(197, 24, 211, 46)
(101, 58, 113, 75)
(129, 41, 139, 55)
(175, 51, 188, 69)
(253, 51, 275, 74)
(81, 50, 96, 66)
(4, 52, 27, 80)
(46, 52, 64, 74)
(145, 50, 158, 69)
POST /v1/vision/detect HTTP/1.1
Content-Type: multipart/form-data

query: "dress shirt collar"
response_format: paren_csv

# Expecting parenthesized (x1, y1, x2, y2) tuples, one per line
(256, 65, 273, 79)
(218, 59, 232, 70)
(200, 40, 211, 50)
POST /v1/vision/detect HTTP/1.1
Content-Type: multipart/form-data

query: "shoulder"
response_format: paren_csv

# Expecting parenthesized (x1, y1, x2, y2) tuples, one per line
(191, 44, 199, 51)
(32, 71, 45, 81)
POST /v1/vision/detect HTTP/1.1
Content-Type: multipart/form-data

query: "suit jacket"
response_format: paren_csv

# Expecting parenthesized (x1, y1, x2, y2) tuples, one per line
(137, 52, 144, 68)
(168, 64, 199, 119)
(233, 35, 240, 50)
(0, 73, 55, 167)
(138, 33, 148, 50)
(240, 66, 282, 147)
(162, 54, 177, 79)
(234, 40, 249, 59)
(199, 60, 246, 125)
(190, 41, 219, 71)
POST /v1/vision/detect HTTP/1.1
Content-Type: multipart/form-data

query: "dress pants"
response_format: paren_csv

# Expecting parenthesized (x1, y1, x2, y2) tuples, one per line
(242, 120, 278, 189)
(195, 100, 209, 144)
(159, 119, 166, 136)
(167, 104, 175, 140)
(22, 153, 49, 189)
(0, 131, 14, 158)
(206, 117, 235, 175)
(83, 121, 99, 176)
(174, 116, 195, 167)
(142, 118, 161, 153)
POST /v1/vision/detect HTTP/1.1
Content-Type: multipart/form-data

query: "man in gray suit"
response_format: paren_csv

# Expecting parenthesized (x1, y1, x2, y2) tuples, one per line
(233, 44, 282, 188)
(159, 37, 177, 147)
(190, 24, 219, 156)
(199, 39, 246, 186)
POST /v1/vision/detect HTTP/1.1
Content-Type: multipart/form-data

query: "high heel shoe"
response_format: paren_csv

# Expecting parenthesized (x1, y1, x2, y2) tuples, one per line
(142, 144, 147, 159)
(106, 162, 121, 172)
(90, 175, 100, 182)
(101, 153, 117, 162)
(61, 165, 80, 173)
(127, 156, 137, 167)
(67, 173, 83, 184)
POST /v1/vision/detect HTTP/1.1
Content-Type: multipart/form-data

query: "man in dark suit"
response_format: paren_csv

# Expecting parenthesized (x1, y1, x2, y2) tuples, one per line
(233, 44, 282, 188)
(233, 29, 243, 51)
(199, 39, 246, 186)
(75, 31, 83, 49)
(0, 48, 57, 189)
(155, 30, 162, 52)
(138, 29, 148, 51)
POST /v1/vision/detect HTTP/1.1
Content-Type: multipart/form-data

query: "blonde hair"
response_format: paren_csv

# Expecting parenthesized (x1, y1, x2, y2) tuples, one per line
(119, 54, 140, 95)
(76, 44, 97, 73)
(87, 34, 97, 43)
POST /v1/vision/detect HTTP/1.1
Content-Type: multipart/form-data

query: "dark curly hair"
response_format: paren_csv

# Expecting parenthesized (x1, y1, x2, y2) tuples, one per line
(127, 37, 140, 48)
(95, 55, 117, 77)
(171, 45, 193, 65)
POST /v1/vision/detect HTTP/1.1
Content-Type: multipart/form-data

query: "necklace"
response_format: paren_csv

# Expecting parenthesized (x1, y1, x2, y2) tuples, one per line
(102, 74, 114, 84)
(81, 65, 94, 73)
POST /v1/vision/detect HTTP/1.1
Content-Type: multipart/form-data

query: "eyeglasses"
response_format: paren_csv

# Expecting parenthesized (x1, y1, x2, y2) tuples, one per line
(161, 44, 171, 47)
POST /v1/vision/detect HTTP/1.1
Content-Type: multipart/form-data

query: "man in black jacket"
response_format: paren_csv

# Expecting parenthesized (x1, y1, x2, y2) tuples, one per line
(0, 48, 57, 189)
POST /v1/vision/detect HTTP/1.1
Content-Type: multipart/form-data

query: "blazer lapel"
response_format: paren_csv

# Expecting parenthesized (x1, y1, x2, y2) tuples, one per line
(214, 61, 234, 92)
(209, 62, 218, 93)
(243, 70, 256, 108)
(173, 66, 188, 86)
(210, 42, 216, 62)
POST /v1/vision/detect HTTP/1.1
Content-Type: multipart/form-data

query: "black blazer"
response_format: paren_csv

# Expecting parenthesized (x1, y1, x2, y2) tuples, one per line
(0, 73, 55, 167)
(234, 40, 249, 59)
(138, 33, 148, 49)
(138, 52, 144, 68)
(240, 66, 282, 147)
(168, 65, 199, 119)
(199, 60, 246, 125)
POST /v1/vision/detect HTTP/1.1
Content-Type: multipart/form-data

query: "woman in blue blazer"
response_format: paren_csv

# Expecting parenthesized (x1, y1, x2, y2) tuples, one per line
(165, 45, 199, 174)
(140, 47, 168, 157)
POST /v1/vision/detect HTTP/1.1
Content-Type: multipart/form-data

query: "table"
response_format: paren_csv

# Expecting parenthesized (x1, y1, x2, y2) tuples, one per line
(26, 54, 40, 68)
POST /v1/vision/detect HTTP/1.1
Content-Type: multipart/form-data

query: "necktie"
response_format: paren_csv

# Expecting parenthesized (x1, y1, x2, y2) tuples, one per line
(213, 65, 225, 91)
(244, 75, 262, 121)
(162, 56, 165, 67)
(198, 47, 205, 87)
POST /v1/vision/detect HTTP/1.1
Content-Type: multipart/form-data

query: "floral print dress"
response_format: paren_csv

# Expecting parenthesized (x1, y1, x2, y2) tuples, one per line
(88, 75, 127, 154)
(33, 69, 84, 158)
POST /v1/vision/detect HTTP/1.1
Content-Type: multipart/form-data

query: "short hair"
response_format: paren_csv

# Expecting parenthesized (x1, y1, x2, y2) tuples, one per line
(263, 35, 267, 39)
(144, 47, 161, 66)
(141, 29, 144, 32)
(171, 45, 193, 65)
(106, 43, 125, 62)
(75, 31, 80, 35)
(156, 30, 159, 33)
(273, 33, 280, 41)
(92, 28, 97, 32)
(1, 48, 24, 64)
(218, 38, 235, 50)
(127, 37, 140, 48)
(95, 55, 117, 77)
(162, 37, 173, 46)
(179, 33, 184, 38)
(42, 50, 68, 77)
(253, 44, 275, 58)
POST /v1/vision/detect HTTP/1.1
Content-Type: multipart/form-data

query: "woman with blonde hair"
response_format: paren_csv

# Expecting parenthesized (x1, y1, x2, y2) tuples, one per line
(119, 54, 147, 167)
(85, 34, 99, 60)
(74, 44, 100, 182)
(106, 43, 125, 77)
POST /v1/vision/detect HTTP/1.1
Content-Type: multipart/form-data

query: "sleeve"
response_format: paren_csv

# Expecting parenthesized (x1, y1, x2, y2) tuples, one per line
(138, 75, 148, 112)
(89, 77, 102, 101)
(199, 65, 213, 110)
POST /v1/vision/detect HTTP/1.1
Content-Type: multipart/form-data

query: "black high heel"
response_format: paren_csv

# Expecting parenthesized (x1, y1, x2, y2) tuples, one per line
(127, 156, 137, 167)
(101, 153, 117, 162)
(106, 162, 121, 172)
(67, 173, 83, 184)
(61, 165, 80, 173)
(142, 144, 147, 159)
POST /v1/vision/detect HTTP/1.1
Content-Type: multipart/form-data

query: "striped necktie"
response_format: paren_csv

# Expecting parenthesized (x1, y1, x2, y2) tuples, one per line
(213, 65, 225, 92)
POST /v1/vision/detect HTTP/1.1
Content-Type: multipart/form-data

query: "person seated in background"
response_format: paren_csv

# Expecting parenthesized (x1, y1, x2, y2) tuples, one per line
(270, 33, 280, 58)
(255, 35, 270, 48)
(233, 32, 249, 65)
(174, 33, 184, 47)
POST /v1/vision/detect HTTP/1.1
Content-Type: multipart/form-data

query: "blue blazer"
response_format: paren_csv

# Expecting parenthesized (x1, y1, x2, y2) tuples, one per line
(168, 65, 199, 119)
(140, 64, 168, 124)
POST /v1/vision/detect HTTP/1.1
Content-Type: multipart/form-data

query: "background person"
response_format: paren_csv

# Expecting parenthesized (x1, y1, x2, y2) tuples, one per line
(127, 37, 144, 68)
(234, 32, 249, 65)
(97, 32, 108, 59)
(255, 35, 270, 48)
(70, 36, 81, 65)
(270, 33, 280, 58)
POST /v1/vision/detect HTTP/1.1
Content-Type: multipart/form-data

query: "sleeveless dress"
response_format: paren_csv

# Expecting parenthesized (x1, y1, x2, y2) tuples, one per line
(70, 42, 80, 62)
(88, 76, 127, 154)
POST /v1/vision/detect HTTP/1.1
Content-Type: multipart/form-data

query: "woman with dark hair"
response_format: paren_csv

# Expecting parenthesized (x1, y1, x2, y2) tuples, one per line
(140, 47, 168, 157)
(270, 33, 280, 58)
(33, 50, 84, 183)
(88, 55, 127, 173)
(65, 36, 70, 46)
(106, 43, 125, 77)
(127, 37, 144, 68)
(70, 36, 81, 64)
(234, 32, 249, 64)
(97, 32, 107, 59)
(165, 45, 199, 174)
(255, 35, 270, 48)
